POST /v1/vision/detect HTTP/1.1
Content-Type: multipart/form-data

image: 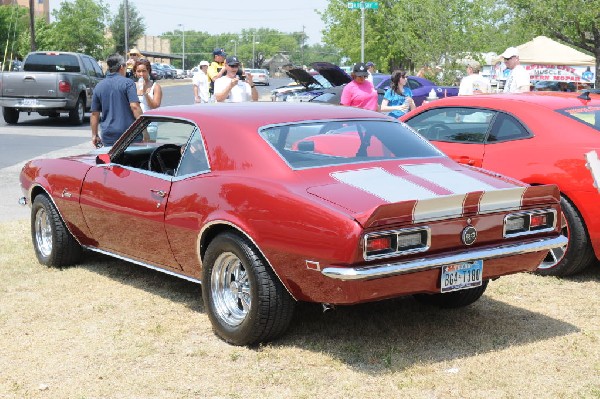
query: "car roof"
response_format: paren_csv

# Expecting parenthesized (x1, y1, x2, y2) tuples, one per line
(412, 92, 600, 112)
(145, 102, 389, 130)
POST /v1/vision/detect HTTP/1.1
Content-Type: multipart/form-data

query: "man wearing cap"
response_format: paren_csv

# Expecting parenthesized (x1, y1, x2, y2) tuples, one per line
(193, 60, 210, 103)
(91, 53, 142, 147)
(214, 56, 258, 103)
(207, 48, 227, 97)
(501, 47, 530, 93)
(458, 60, 491, 95)
(340, 62, 378, 111)
(366, 61, 375, 84)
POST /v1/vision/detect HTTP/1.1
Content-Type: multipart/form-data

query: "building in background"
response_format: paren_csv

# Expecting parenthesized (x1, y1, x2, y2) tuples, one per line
(1, 0, 50, 22)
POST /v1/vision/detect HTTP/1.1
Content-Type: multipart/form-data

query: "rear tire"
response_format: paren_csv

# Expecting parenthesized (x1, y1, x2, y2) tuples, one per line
(413, 281, 488, 308)
(31, 195, 83, 267)
(3, 107, 19, 124)
(535, 196, 595, 276)
(202, 232, 295, 345)
(68, 97, 85, 125)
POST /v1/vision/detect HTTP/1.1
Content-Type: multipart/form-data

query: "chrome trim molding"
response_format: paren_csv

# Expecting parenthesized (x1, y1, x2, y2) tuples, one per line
(322, 235, 568, 281)
(85, 246, 201, 284)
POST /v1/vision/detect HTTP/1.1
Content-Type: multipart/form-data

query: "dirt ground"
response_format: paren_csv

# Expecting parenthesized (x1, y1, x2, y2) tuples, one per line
(1, 219, 599, 399)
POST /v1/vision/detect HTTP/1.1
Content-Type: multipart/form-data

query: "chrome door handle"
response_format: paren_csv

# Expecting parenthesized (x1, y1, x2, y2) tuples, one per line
(150, 189, 166, 197)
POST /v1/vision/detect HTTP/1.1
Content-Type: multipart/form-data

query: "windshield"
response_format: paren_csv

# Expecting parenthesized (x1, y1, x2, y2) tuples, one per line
(557, 105, 600, 131)
(260, 119, 442, 169)
(312, 74, 333, 89)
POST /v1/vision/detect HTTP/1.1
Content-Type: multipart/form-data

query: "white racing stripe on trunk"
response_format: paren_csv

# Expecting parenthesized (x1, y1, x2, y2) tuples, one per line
(401, 163, 496, 193)
(479, 187, 526, 213)
(413, 193, 466, 222)
(331, 167, 437, 202)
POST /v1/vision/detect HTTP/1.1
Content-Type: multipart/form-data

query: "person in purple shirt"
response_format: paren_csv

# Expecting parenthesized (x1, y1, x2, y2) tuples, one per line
(340, 62, 378, 111)
(91, 53, 142, 147)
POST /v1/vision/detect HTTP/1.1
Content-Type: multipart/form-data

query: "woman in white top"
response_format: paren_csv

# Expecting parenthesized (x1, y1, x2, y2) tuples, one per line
(134, 59, 162, 112)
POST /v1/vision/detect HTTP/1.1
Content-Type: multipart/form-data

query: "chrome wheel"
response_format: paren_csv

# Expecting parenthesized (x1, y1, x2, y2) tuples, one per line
(211, 252, 251, 327)
(34, 207, 53, 258)
(538, 212, 568, 270)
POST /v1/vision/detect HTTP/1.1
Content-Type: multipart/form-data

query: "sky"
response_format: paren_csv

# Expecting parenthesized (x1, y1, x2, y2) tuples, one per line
(50, 0, 329, 45)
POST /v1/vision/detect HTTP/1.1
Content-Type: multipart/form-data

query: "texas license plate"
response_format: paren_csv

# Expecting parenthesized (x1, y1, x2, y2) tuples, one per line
(441, 260, 483, 293)
(22, 99, 38, 106)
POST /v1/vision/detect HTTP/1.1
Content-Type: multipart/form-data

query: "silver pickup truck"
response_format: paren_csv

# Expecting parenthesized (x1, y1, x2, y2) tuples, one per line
(0, 51, 104, 125)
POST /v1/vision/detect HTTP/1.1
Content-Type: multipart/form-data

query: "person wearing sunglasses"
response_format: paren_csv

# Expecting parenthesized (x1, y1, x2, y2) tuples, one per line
(340, 62, 378, 111)
(501, 47, 530, 93)
(380, 70, 416, 118)
(214, 56, 258, 102)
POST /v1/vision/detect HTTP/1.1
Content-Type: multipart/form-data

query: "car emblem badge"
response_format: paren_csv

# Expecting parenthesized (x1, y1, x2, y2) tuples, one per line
(461, 225, 477, 246)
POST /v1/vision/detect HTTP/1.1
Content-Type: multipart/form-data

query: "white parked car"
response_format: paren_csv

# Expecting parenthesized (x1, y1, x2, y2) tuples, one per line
(245, 68, 270, 86)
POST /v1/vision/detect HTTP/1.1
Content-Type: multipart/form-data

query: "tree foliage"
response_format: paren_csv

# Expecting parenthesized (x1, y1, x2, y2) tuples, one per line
(320, 0, 538, 84)
(47, 0, 110, 59)
(0, 5, 30, 64)
(109, 0, 145, 54)
(507, 0, 600, 87)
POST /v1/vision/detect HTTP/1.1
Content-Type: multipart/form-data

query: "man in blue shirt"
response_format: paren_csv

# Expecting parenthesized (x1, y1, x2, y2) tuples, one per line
(91, 53, 142, 147)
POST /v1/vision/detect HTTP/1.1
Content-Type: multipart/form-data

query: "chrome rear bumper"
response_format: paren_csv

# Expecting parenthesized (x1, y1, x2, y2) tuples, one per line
(321, 235, 567, 281)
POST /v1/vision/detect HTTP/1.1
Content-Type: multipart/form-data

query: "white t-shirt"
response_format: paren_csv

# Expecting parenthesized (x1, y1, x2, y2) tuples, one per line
(213, 76, 253, 102)
(458, 73, 491, 95)
(192, 71, 209, 103)
(504, 64, 530, 93)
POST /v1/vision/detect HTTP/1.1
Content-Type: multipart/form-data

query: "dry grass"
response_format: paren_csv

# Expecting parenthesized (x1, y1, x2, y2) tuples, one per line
(1, 219, 600, 399)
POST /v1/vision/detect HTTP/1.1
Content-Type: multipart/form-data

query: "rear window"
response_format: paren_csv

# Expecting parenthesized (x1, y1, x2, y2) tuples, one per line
(260, 119, 442, 169)
(557, 105, 600, 131)
(24, 53, 81, 73)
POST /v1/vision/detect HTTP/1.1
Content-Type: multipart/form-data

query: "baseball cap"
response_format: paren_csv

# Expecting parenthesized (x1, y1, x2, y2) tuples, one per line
(366, 61, 375, 67)
(226, 56, 240, 66)
(501, 47, 519, 59)
(352, 62, 369, 77)
(212, 48, 226, 57)
(466, 60, 480, 70)
(199, 60, 209, 67)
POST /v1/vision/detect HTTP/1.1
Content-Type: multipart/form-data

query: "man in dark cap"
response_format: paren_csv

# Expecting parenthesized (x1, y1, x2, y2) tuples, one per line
(214, 56, 258, 102)
(207, 48, 227, 97)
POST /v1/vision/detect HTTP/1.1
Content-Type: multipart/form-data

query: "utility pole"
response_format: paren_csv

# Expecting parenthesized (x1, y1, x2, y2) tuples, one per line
(124, 0, 129, 55)
(28, 0, 36, 51)
(301, 25, 305, 67)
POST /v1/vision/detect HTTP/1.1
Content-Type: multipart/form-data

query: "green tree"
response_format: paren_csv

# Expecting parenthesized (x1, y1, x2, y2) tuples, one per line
(507, 0, 600, 87)
(49, 0, 110, 59)
(320, 0, 537, 84)
(0, 5, 29, 64)
(109, 0, 145, 54)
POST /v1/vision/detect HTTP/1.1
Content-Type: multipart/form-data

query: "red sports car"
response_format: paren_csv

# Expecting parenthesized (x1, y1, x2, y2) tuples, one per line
(20, 103, 565, 345)
(401, 91, 600, 277)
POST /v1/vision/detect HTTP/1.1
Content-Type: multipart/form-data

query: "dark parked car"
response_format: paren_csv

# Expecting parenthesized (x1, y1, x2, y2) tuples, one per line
(151, 63, 165, 80)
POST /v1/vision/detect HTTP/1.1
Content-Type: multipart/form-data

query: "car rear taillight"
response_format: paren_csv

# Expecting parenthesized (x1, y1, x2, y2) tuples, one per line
(364, 227, 430, 260)
(504, 209, 556, 237)
(58, 80, 71, 93)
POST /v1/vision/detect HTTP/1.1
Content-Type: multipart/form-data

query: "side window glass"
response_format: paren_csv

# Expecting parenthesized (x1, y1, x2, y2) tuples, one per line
(407, 78, 422, 90)
(82, 57, 96, 77)
(112, 120, 196, 176)
(176, 129, 209, 176)
(488, 113, 530, 142)
(406, 107, 494, 143)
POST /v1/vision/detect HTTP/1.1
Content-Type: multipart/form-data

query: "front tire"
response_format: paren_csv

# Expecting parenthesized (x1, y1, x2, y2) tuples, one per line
(31, 195, 82, 267)
(536, 196, 595, 276)
(3, 107, 19, 124)
(202, 232, 295, 346)
(413, 281, 488, 308)
(68, 97, 85, 125)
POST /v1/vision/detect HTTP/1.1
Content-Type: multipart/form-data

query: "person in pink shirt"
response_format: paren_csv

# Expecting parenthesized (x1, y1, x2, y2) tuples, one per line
(340, 62, 378, 111)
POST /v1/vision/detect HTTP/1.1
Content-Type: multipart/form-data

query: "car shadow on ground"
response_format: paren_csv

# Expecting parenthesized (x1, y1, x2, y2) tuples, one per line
(5, 115, 90, 127)
(78, 250, 579, 370)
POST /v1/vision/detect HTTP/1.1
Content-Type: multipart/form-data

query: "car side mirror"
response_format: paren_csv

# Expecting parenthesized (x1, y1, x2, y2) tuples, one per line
(96, 154, 111, 165)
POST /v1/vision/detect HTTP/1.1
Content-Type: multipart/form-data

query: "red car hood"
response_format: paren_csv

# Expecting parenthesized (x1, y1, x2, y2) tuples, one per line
(305, 161, 559, 228)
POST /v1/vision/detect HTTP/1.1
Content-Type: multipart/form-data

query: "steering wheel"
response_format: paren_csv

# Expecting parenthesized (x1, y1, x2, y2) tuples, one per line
(148, 144, 181, 174)
(427, 123, 451, 140)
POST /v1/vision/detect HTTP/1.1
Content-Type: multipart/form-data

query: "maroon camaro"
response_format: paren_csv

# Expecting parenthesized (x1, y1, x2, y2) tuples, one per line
(20, 103, 566, 345)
